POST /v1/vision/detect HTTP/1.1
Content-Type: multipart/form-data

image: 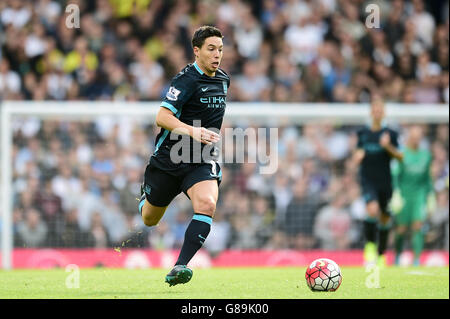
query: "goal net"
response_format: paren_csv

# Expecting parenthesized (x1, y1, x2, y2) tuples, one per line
(1, 101, 448, 269)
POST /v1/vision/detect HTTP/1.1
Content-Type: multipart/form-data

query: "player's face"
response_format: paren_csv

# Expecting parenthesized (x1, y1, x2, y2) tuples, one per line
(408, 126, 423, 147)
(370, 101, 385, 123)
(194, 36, 223, 76)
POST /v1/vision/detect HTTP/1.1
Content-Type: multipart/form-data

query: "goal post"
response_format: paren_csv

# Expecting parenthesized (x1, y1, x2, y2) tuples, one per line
(1, 100, 448, 269)
(1, 102, 13, 270)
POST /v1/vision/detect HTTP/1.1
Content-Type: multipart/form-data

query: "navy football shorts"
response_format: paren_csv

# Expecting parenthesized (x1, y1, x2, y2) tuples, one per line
(142, 159, 222, 207)
(360, 179, 392, 216)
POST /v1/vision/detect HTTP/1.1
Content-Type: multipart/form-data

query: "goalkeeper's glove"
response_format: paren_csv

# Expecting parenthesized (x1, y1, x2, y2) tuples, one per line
(390, 189, 404, 214)
(426, 192, 437, 215)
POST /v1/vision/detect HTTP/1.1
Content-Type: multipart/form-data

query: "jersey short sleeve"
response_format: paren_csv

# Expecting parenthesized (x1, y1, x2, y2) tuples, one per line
(391, 158, 402, 189)
(161, 72, 196, 115)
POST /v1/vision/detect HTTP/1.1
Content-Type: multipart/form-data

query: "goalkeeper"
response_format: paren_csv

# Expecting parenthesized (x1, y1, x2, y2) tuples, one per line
(391, 125, 434, 266)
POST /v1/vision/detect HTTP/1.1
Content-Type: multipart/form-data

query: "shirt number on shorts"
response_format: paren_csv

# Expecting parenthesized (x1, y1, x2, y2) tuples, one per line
(210, 160, 217, 177)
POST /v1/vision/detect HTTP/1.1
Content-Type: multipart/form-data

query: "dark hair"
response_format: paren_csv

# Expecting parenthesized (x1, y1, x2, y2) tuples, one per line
(191, 25, 223, 49)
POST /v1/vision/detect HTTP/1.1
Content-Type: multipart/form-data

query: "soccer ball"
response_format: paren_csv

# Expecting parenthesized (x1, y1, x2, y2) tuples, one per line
(305, 258, 342, 292)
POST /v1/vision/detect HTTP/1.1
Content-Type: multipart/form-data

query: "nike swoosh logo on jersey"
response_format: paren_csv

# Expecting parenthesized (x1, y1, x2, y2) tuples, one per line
(201, 87, 208, 92)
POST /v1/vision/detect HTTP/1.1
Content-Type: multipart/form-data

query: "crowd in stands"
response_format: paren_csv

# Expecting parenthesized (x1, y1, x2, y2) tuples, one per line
(1, 0, 449, 253)
(1, 0, 448, 103)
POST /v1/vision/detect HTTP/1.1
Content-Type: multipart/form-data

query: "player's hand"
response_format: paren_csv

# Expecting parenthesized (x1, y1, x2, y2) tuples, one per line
(379, 132, 391, 148)
(426, 193, 437, 215)
(192, 127, 220, 145)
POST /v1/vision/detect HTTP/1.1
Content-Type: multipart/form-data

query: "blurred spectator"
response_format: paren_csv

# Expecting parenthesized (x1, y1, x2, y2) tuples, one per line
(1, 0, 32, 29)
(347, 181, 367, 248)
(33, 179, 64, 246)
(435, 124, 449, 151)
(317, 123, 351, 162)
(204, 212, 231, 257)
(35, 0, 62, 28)
(117, 163, 143, 217)
(283, 3, 326, 66)
(228, 197, 259, 249)
(284, 178, 319, 249)
(233, 59, 271, 101)
(425, 189, 449, 250)
(314, 191, 352, 250)
(340, 1, 366, 41)
(98, 190, 128, 245)
(409, 0, 436, 49)
(86, 211, 111, 248)
(228, 213, 255, 249)
(272, 52, 301, 88)
(249, 195, 275, 247)
(0, 58, 21, 98)
(16, 208, 48, 247)
(384, 1, 406, 49)
(51, 162, 82, 200)
(416, 51, 442, 84)
(61, 208, 89, 247)
(171, 210, 190, 249)
(148, 221, 175, 250)
(301, 157, 329, 194)
(63, 36, 98, 74)
(233, 7, 263, 59)
(323, 51, 352, 101)
(24, 21, 47, 59)
(129, 48, 164, 99)
(271, 173, 292, 225)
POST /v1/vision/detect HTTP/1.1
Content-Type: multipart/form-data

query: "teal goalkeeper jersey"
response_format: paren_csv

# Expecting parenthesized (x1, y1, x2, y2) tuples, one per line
(392, 147, 433, 197)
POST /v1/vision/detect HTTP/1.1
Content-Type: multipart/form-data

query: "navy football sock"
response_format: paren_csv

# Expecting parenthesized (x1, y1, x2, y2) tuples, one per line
(364, 217, 378, 243)
(175, 213, 212, 266)
(377, 224, 390, 256)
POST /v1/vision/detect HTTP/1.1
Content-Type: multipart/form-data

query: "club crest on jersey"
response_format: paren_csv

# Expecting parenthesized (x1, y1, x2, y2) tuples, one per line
(166, 86, 181, 101)
(222, 81, 227, 94)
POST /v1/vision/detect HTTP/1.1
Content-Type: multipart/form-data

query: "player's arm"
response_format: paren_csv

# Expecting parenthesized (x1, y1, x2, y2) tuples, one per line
(391, 159, 403, 190)
(351, 130, 365, 166)
(158, 74, 220, 145)
(156, 107, 220, 145)
(380, 132, 403, 161)
(352, 148, 365, 166)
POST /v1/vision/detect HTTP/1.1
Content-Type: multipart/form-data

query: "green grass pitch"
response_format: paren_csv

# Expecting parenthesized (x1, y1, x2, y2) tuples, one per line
(0, 266, 448, 299)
